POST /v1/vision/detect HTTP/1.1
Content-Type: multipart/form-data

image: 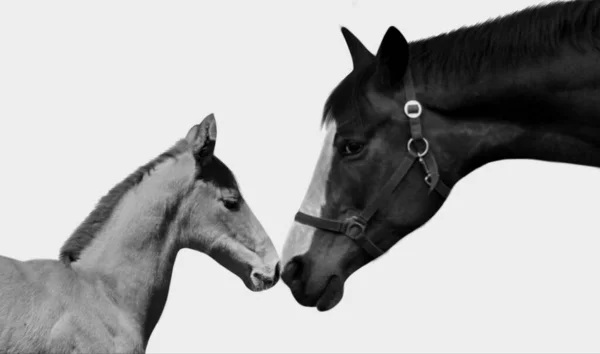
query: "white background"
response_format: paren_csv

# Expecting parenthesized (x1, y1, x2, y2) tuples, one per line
(1, 1, 599, 353)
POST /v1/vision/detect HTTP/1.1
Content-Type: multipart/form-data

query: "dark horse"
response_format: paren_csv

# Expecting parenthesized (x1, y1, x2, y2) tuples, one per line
(281, 0, 600, 311)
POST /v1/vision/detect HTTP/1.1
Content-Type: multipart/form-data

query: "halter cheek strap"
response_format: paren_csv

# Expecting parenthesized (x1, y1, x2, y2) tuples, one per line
(294, 69, 452, 259)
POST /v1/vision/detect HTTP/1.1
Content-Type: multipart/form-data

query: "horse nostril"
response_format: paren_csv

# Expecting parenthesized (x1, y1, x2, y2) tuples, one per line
(273, 261, 281, 284)
(281, 256, 306, 286)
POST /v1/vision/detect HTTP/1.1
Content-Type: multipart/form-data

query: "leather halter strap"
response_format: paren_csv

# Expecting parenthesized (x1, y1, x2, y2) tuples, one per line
(294, 69, 452, 259)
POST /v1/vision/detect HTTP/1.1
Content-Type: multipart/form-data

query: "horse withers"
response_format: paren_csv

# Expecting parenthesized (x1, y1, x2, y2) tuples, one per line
(0, 113, 280, 353)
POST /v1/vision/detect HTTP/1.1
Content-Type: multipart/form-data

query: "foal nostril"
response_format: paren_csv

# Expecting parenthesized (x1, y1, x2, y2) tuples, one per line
(251, 271, 270, 284)
(281, 256, 306, 286)
(251, 267, 281, 289)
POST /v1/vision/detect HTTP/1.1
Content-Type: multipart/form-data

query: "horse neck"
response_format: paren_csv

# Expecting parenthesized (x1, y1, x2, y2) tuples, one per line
(419, 48, 600, 180)
(73, 158, 191, 346)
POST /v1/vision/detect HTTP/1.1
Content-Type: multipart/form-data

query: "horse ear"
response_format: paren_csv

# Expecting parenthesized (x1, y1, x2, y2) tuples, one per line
(375, 26, 410, 88)
(341, 27, 375, 69)
(186, 113, 217, 163)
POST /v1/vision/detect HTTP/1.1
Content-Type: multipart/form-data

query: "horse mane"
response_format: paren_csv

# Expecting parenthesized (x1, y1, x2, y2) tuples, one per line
(323, 0, 600, 127)
(58, 139, 189, 265)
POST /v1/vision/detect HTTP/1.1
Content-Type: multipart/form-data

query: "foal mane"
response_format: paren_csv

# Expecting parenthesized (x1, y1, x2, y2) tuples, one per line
(324, 0, 600, 127)
(58, 140, 189, 265)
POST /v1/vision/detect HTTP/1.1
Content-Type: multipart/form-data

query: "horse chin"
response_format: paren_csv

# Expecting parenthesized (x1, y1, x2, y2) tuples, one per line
(315, 275, 345, 311)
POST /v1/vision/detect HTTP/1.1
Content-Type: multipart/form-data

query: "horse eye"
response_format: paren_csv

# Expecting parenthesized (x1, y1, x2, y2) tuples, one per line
(341, 141, 365, 156)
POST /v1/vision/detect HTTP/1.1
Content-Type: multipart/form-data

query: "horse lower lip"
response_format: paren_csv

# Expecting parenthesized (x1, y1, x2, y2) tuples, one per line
(289, 279, 303, 294)
(291, 286, 318, 307)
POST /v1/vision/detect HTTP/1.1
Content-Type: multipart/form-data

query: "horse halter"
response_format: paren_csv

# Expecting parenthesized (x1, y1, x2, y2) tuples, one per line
(294, 69, 452, 259)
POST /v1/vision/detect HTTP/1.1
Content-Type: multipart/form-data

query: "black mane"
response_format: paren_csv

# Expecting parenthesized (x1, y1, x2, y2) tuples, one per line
(323, 0, 600, 127)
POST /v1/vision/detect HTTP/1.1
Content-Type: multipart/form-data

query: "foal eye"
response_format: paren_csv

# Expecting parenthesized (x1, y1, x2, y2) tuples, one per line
(340, 141, 365, 157)
(222, 198, 240, 211)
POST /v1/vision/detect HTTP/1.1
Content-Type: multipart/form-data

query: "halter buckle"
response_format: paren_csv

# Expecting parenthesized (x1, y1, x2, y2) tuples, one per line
(404, 100, 422, 119)
(343, 216, 367, 240)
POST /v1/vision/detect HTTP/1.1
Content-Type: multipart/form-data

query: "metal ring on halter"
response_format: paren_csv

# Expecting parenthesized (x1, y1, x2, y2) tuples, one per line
(343, 216, 367, 241)
(404, 100, 422, 119)
(407, 137, 429, 157)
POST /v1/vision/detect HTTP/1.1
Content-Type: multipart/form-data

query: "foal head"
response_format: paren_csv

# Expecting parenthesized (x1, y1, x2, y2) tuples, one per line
(176, 114, 281, 291)
(281, 27, 452, 310)
(62, 114, 279, 293)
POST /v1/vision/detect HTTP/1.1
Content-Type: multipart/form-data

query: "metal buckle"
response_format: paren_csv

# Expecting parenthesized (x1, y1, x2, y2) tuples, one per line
(424, 174, 433, 186)
(407, 137, 429, 157)
(344, 216, 366, 240)
(404, 100, 422, 119)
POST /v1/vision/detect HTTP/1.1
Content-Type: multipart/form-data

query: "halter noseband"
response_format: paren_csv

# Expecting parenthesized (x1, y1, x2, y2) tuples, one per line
(294, 69, 452, 259)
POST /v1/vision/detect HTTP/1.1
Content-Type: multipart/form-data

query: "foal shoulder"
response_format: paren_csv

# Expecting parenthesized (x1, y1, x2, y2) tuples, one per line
(0, 257, 75, 352)
(0, 257, 72, 315)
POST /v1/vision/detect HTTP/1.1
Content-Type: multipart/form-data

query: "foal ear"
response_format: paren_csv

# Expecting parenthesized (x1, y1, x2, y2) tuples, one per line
(375, 26, 410, 88)
(341, 27, 375, 69)
(186, 113, 217, 163)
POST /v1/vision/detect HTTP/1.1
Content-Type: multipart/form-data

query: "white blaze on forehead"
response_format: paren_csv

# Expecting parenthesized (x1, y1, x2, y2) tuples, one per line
(282, 121, 337, 260)
(299, 121, 337, 216)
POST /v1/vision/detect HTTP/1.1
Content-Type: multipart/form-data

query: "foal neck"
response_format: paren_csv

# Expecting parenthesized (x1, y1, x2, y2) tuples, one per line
(73, 157, 192, 345)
